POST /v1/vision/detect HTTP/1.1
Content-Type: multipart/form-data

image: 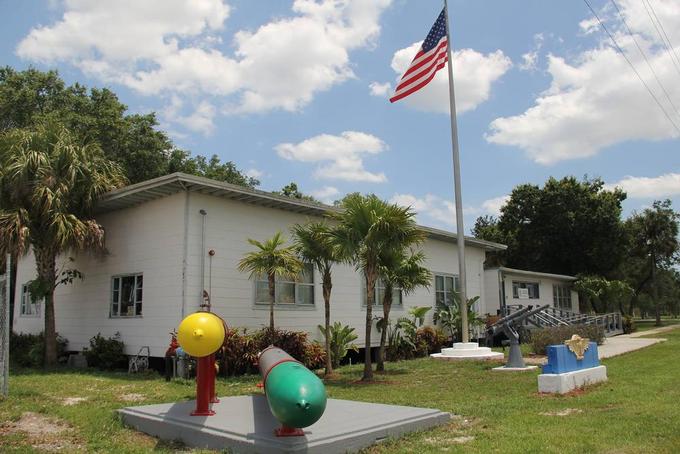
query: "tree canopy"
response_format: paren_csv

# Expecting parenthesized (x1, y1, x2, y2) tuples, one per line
(473, 176, 627, 277)
(0, 67, 258, 187)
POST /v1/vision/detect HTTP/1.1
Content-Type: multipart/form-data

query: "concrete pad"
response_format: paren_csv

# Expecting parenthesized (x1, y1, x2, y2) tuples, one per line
(598, 337, 665, 359)
(492, 365, 538, 372)
(538, 365, 607, 394)
(119, 395, 450, 453)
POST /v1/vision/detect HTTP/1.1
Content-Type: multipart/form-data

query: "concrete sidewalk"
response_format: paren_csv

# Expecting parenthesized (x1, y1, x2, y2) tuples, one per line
(597, 325, 678, 359)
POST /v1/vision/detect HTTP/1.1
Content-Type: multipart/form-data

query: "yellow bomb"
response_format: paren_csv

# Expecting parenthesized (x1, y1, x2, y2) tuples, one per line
(177, 312, 225, 358)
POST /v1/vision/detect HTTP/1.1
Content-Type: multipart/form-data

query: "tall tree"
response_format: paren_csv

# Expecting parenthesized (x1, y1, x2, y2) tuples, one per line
(292, 221, 341, 376)
(237, 232, 303, 331)
(274, 182, 319, 203)
(376, 249, 430, 372)
(473, 177, 627, 276)
(0, 122, 126, 366)
(625, 200, 679, 325)
(329, 194, 422, 381)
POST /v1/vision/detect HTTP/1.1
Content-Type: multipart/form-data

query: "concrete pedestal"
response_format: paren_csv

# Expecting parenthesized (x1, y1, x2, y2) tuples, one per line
(430, 342, 504, 361)
(538, 365, 608, 394)
(119, 395, 450, 453)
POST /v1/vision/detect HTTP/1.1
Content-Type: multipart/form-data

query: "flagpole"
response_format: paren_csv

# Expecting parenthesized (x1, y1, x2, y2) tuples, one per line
(443, 0, 469, 344)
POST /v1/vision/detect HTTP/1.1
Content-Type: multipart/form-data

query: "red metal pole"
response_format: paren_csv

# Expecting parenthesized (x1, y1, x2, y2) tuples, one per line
(209, 353, 219, 403)
(191, 356, 215, 416)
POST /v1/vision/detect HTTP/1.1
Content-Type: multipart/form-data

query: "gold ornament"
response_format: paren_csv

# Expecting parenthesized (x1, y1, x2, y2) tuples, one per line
(564, 334, 590, 360)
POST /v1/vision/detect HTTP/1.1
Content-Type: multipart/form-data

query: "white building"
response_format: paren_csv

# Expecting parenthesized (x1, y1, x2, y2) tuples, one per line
(13, 173, 506, 358)
(483, 267, 580, 317)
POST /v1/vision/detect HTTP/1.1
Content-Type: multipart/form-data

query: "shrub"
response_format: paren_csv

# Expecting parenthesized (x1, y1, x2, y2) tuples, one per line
(416, 326, 448, 354)
(218, 327, 327, 376)
(622, 316, 636, 334)
(84, 332, 127, 370)
(529, 325, 605, 355)
(318, 322, 358, 369)
(10, 332, 68, 367)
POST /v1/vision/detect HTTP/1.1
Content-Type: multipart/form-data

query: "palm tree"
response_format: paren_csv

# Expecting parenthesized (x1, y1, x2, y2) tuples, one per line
(237, 232, 303, 331)
(376, 249, 431, 372)
(329, 193, 423, 381)
(292, 221, 340, 376)
(0, 122, 126, 366)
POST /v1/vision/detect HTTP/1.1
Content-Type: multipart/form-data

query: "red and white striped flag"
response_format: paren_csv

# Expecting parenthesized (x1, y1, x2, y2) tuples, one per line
(390, 8, 448, 103)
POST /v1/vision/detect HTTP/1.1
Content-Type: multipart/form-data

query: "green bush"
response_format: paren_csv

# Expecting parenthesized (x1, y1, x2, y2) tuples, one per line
(318, 322, 358, 369)
(219, 327, 327, 376)
(83, 332, 127, 370)
(10, 332, 69, 367)
(416, 326, 448, 354)
(529, 325, 605, 355)
(622, 316, 636, 334)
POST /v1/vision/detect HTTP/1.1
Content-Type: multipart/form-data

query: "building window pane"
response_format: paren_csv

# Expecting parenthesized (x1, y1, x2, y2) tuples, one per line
(255, 279, 270, 303)
(435, 273, 459, 307)
(20, 284, 42, 317)
(255, 264, 315, 307)
(296, 284, 314, 305)
(111, 274, 143, 317)
(512, 281, 540, 299)
(553, 284, 572, 310)
(276, 282, 296, 304)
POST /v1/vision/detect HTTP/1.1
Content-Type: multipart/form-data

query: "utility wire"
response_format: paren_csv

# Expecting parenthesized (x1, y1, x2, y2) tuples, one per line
(582, 0, 680, 135)
(644, 0, 680, 75)
(609, 0, 680, 117)
(641, 0, 680, 78)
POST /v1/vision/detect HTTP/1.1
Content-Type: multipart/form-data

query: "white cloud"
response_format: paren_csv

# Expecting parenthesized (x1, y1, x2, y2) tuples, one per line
(246, 168, 264, 180)
(519, 33, 544, 72)
(606, 173, 680, 198)
(369, 81, 391, 97)
(275, 131, 387, 183)
(487, 0, 680, 165)
(385, 44, 511, 113)
(390, 192, 510, 228)
(481, 195, 510, 216)
(16, 0, 393, 131)
(163, 96, 216, 135)
(310, 186, 340, 204)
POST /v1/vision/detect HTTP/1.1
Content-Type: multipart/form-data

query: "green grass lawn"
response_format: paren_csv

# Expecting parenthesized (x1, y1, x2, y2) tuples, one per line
(635, 318, 680, 332)
(2, 327, 679, 453)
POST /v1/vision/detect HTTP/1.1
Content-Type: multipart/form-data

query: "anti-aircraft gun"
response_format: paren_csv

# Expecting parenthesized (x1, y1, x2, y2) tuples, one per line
(486, 305, 549, 369)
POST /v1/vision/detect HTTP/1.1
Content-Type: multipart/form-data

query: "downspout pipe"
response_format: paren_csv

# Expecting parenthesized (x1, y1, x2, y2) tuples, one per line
(199, 209, 207, 308)
(181, 187, 190, 319)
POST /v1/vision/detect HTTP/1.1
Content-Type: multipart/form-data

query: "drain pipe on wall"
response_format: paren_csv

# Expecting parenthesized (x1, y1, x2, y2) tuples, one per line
(181, 187, 190, 319)
(199, 209, 207, 309)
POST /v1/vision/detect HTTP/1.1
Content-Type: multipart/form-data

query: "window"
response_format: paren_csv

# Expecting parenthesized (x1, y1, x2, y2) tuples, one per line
(111, 274, 143, 317)
(435, 274, 460, 307)
(362, 277, 403, 307)
(20, 284, 42, 317)
(255, 264, 314, 306)
(512, 281, 540, 299)
(553, 284, 572, 310)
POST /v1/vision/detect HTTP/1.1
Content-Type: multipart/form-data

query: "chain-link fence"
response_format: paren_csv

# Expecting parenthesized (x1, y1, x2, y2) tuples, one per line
(0, 254, 9, 397)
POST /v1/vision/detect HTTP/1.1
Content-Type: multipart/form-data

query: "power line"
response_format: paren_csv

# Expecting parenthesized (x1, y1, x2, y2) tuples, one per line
(582, 0, 680, 136)
(609, 0, 680, 117)
(640, 0, 680, 79)
(644, 0, 680, 75)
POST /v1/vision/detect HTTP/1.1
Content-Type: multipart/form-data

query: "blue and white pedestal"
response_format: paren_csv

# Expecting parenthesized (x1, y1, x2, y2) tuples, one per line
(537, 341, 607, 394)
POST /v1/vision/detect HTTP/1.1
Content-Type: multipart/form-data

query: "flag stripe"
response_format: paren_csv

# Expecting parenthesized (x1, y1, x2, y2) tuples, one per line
(390, 7, 449, 103)
(392, 40, 448, 96)
(390, 55, 447, 103)
(400, 37, 448, 81)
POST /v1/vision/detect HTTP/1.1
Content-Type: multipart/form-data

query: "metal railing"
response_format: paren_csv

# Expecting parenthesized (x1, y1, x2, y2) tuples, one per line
(505, 304, 624, 337)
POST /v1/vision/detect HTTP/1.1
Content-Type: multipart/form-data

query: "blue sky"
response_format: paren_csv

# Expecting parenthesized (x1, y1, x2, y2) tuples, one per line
(2, 0, 679, 232)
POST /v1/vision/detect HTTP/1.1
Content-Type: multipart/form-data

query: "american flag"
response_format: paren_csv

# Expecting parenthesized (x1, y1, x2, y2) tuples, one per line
(390, 8, 448, 103)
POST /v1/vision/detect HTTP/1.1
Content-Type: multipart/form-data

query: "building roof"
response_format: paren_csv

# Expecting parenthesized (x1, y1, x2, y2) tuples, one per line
(490, 266, 577, 281)
(97, 172, 507, 252)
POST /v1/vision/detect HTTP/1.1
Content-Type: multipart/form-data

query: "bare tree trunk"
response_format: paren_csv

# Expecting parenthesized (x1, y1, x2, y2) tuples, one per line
(34, 247, 57, 368)
(652, 254, 661, 327)
(322, 271, 333, 376)
(376, 285, 392, 373)
(268, 273, 276, 332)
(362, 269, 376, 381)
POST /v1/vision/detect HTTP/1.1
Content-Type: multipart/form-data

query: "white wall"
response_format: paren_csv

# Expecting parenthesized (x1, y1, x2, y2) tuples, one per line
(13, 192, 186, 357)
(14, 189, 491, 357)
(493, 272, 579, 315)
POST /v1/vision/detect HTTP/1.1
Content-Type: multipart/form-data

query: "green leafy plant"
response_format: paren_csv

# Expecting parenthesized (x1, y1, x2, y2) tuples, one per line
(318, 322, 358, 369)
(408, 306, 432, 327)
(10, 332, 68, 367)
(528, 325, 605, 355)
(416, 326, 448, 354)
(434, 291, 485, 342)
(622, 315, 637, 334)
(83, 332, 127, 370)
